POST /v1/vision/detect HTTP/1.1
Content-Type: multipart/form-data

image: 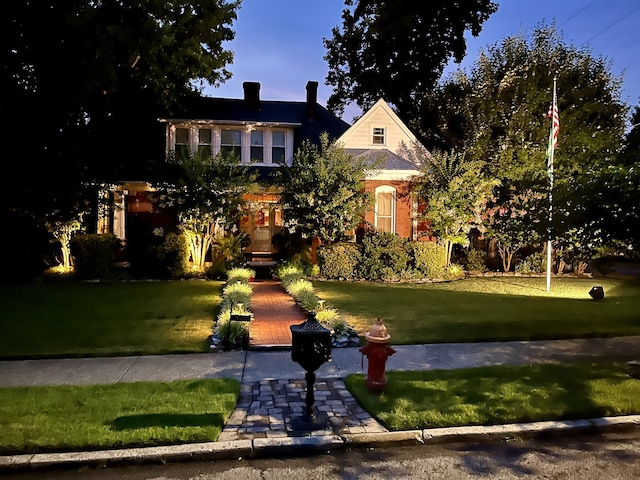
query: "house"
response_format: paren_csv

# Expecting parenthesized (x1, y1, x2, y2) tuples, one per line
(98, 82, 428, 262)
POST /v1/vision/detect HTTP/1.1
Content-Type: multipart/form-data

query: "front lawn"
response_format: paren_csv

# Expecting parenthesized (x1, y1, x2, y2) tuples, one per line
(0, 379, 239, 455)
(346, 363, 640, 431)
(314, 277, 640, 344)
(0, 281, 223, 359)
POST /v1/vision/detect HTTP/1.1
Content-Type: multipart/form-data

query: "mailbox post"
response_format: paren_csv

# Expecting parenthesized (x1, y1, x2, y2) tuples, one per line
(290, 311, 332, 431)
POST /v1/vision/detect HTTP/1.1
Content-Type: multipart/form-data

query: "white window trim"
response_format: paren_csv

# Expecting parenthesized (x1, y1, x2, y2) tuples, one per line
(372, 126, 386, 146)
(374, 185, 396, 234)
(167, 123, 294, 166)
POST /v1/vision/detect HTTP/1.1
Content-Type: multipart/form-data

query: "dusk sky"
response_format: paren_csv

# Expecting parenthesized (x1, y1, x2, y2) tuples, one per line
(203, 1, 640, 123)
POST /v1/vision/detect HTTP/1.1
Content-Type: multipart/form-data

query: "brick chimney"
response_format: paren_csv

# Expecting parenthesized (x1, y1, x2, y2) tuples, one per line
(243, 82, 260, 109)
(306, 81, 318, 118)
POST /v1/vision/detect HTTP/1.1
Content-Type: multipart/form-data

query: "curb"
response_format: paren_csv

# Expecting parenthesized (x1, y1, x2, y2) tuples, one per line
(2, 415, 640, 472)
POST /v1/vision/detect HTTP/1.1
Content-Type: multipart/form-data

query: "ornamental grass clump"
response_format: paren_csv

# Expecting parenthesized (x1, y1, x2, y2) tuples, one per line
(220, 281, 252, 312)
(226, 267, 256, 285)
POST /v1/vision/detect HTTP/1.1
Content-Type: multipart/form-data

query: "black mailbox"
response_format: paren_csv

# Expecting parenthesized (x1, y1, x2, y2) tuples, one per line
(290, 312, 332, 372)
(290, 312, 332, 430)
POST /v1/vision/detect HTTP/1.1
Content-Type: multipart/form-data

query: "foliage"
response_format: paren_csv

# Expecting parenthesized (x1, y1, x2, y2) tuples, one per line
(213, 230, 250, 267)
(484, 190, 545, 271)
(159, 150, 256, 271)
(407, 241, 447, 279)
(555, 227, 605, 275)
(214, 314, 249, 344)
(274, 261, 306, 283)
(357, 232, 410, 281)
(276, 133, 373, 243)
(315, 307, 342, 324)
(294, 290, 320, 312)
(515, 251, 547, 274)
(158, 232, 190, 279)
(3, 1, 240, 230)
(226, 267, 256, 285)
(45, 218, 85, 271)
(463, 249, 488, 273)
(405, 147, 498, 265)
(220, 281, 252, 312)
(70, 234, 120, 280)
(346, 363, 640, 430)
(323, 0, 497, 126)
(317, 243, 361, 279)
(0, 379, 240, 455)
(445, 263, 465, 279)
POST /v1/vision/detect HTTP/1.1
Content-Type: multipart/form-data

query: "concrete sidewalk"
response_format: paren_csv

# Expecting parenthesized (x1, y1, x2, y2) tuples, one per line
(3, 336, 640, 471)
(3, 336, 640, 387)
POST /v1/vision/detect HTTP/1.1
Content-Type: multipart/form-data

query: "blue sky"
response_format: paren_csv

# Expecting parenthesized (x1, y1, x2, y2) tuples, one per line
(203, 1, 640, 122)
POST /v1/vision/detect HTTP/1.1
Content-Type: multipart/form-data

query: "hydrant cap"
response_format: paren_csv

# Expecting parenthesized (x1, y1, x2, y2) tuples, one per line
(365, 317, 391, 343)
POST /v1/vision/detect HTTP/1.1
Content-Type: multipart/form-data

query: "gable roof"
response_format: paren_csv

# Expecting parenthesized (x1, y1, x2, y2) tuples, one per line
(336, 98, 419, 153)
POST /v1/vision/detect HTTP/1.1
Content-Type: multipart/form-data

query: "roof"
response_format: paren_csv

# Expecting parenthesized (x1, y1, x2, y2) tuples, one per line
(344, 148, 418, 171)
(162, 96, 350, 147)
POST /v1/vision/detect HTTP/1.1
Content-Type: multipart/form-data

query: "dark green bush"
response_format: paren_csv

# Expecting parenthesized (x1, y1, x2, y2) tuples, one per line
(317, 243, 361, 279)
(463, 248, 488, 273)
(408, 241, 447, 278)
(71, 234, 120, 279)
(158, 232, 190, 279)
(357, 233, 409, 281)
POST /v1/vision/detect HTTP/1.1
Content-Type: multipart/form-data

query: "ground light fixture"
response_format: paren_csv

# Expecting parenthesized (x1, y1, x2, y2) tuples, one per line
(589, 286, 605, 300)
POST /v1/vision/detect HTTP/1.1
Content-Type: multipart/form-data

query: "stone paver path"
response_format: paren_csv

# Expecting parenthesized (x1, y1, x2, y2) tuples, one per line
(218, 378, 386, 441)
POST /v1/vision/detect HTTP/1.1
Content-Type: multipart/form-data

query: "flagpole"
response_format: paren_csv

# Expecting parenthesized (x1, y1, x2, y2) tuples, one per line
(546, 77, 557, 293)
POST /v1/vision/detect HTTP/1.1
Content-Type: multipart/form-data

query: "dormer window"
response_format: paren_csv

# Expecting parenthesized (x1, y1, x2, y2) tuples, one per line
(372, 127, 385, 145)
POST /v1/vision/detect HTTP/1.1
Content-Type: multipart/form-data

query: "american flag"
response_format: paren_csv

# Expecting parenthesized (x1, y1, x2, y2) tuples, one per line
(546, 89, 559, 178)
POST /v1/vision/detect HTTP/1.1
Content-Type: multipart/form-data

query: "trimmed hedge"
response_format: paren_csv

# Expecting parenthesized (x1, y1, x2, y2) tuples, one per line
(408, 241, 447, 279)
(70, 234, 120, 280)
(317, 243, 361, 279)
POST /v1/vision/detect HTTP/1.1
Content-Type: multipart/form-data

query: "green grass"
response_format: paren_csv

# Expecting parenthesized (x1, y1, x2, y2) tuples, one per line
(346, 363, 640, 431)
(0, 379, 240, 455)
(314, 277, 640, 344)
(0, 281, 223, 358)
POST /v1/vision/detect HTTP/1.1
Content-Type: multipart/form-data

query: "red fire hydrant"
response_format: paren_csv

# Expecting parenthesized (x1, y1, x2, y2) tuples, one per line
(360, 317, 396, 394)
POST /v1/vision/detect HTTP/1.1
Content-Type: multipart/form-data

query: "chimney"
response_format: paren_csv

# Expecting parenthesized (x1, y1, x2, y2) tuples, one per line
(243, 82, 260, 109)
(306, 81, 318, 118)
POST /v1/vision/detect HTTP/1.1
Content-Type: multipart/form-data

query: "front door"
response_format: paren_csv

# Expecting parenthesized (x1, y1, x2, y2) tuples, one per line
(253, 208, 271, 252)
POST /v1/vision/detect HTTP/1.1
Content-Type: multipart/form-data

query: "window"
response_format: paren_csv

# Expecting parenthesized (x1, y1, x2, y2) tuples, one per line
(272, 131, 286, 164)
(198, 128, 212, 159)
(372, 127, 385, 145)
(250, 130, 264, 163)
(221, 129, 242, 159)
(375, 186, 396, 233)
(175, 127, 190, 159)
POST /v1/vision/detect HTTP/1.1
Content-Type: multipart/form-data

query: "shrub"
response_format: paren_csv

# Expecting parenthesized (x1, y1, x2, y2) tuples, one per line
(294, 290, 319, 311)
(284, 278, 315, 298)
(358, 232, 409, 281)
(226, 267, 256, 285)
(408, 241, 447, 279)
(70, 233, 120, 279)
(158, 232, 190, 279)
(315, 307, 341, 324)
(445, 263, 465, 279)
(463, 248, 488, 273)
(221, 281, 253, 311)
(317, 243, 361, 279)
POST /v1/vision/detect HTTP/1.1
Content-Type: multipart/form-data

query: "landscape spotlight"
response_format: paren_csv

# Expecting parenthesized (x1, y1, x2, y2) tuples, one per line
(589, 286, 604, 300)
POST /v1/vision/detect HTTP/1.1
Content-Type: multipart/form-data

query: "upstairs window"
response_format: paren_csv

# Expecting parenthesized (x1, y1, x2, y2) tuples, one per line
(175, 127, 190, 159)
(221, 129, 242, 159)
(372, 127, 386, 145)
(272, 131, 286, 164)
(250, 130, 264, 163)
(198, 128, 212, 159)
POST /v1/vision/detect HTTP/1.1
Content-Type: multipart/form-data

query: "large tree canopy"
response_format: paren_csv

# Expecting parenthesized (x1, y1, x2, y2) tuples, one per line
(323, 0, 497, 125)
(2, 0, 240, 221)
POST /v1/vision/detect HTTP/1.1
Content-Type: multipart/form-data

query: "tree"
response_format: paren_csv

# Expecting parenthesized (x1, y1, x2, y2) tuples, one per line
(276, 133, 373, 244)
(159, 151, 255, 272)
(403, 145, 498, 266)
(323, 0, 497, 125)
(1, 0, 240, 224)
(484, 190, 545, 272)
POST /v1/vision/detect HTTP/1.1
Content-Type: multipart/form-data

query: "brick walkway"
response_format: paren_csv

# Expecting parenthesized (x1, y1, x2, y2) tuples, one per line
(249, 280, 307, 348)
